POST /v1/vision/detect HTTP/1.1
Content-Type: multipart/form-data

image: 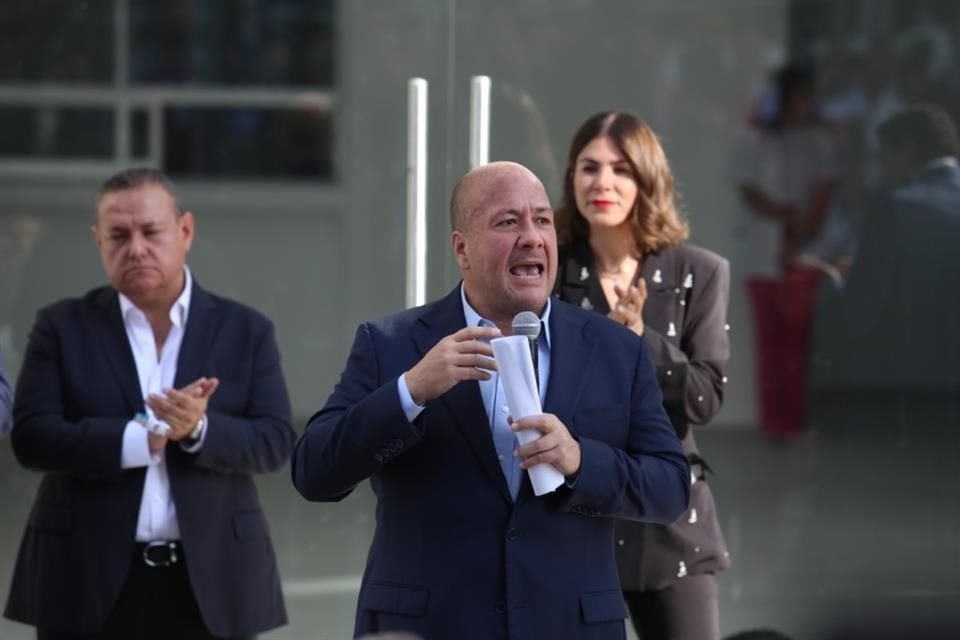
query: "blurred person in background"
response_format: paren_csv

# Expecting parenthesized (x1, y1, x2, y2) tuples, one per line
(839, 104, 960, 400)
(554, 111, 731, 640)
(0, 350, 11, 436)
(736, 64, 839, 439)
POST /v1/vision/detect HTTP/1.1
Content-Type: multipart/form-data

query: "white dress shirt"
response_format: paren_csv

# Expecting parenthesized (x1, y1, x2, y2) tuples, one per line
(119, 267, 199, 541)
(397, 285, 551, 499)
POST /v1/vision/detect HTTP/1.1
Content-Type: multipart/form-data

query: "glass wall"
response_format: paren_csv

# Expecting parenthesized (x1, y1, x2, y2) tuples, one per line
(1, 1, 958, 638)
(0, 0, 335, 177)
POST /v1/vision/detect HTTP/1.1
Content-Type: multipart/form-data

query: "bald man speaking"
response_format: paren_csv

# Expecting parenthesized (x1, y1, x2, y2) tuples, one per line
(292, 162, 689, 639)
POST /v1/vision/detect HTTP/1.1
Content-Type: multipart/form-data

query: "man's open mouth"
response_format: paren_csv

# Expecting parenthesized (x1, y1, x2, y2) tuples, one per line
(509, 263, 545, 280)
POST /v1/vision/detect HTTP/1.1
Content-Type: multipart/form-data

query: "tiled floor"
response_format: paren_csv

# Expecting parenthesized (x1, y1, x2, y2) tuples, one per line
(2, 392, 958, 639)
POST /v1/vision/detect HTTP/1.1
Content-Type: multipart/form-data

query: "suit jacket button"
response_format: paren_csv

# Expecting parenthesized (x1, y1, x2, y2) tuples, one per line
(507, 527, 518, 540)
(374, 454, 383, 463)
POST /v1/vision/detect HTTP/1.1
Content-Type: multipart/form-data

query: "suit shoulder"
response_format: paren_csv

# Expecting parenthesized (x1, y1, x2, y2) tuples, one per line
(363, 300, 439, 337)
(892, 178, 960, 214)
(671, 243, 729, 272)
(37, 286, 114, 320)
(204, 291, 273, 325)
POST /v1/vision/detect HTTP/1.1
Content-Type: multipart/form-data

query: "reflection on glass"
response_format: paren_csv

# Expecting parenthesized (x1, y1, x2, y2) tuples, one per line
(131, 109, 149, 159)
(0, 107, 113, 157)
(164, 106, 334, 178)
(129, 0, 336, 86)
(0, 1, 113, 82)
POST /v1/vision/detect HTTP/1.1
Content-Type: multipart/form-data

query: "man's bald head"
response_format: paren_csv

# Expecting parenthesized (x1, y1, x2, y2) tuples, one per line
(449, 161, 556, 330)
(449, 162, 545, 232)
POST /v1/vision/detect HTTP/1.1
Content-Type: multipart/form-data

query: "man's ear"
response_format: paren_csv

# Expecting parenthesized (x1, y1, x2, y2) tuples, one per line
(451, 230, 469, 270)
(180, 211, 196, 252)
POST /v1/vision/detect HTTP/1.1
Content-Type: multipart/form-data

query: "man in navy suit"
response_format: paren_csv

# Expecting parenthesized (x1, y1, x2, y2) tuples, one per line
(839, 105, 960, 392)
(5, 168, 294, 639)
(292, 161, 690, 639)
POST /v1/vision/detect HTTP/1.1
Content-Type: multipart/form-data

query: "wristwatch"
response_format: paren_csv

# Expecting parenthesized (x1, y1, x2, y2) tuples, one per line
(186, 414, 207, 443)
(133, 412, 171, 437)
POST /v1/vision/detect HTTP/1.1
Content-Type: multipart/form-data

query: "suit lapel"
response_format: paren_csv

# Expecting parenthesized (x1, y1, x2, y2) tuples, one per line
(641, 248, 678, 291)
(543, 301, 596, 433)
(413, 288, 512, 504)
(175, 283, 219, 388)
(558, 240, 609, 314)
(513, 301, 595, 506)
(92, 288, 144, 412)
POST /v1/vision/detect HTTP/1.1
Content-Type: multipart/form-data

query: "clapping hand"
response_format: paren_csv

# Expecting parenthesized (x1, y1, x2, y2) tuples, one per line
(145, 377, 219, 450)
(608, 279, 647, 335)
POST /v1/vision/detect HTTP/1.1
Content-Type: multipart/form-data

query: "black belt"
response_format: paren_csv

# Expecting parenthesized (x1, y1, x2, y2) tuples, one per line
(134, 541, 182, 568)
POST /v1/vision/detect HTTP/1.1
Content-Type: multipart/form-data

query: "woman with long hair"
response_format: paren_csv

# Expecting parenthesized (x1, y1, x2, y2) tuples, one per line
(555, 111, 731, 640)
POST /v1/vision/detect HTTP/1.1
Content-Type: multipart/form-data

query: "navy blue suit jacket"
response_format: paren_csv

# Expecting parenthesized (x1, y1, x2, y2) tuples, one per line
(292, 287, 689, 640)
(5, 282, 294, 637)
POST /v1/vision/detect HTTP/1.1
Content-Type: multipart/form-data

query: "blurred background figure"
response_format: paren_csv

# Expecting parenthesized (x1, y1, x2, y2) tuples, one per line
(555, 111, 731, 640)
(736, 64, 841, 440)
(834, 104, 960, 405)
(0, 351, 11, 437)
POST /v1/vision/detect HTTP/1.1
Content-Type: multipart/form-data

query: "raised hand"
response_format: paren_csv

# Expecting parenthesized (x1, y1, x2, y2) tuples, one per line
(405, 326, 501, 405)
(608, 278, 647, 335)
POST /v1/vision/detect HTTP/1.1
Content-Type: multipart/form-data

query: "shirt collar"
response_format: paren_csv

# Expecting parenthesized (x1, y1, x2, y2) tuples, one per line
(119, 266, 193, 328)
(459, 283, 552, 348)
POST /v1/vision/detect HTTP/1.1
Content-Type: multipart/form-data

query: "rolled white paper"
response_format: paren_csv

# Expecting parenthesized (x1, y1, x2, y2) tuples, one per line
(490, 335, 565, 495)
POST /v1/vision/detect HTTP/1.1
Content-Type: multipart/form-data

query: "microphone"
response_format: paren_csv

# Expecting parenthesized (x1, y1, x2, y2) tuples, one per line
(512, 311, 541, 389)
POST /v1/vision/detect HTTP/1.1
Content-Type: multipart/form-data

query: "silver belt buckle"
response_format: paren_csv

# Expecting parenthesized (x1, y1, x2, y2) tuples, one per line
(143, 541, 178, 567)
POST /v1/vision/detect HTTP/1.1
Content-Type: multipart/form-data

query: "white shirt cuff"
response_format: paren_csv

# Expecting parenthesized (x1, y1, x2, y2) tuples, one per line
(121, 420, 163, 468)
(397, 374, 426, 423)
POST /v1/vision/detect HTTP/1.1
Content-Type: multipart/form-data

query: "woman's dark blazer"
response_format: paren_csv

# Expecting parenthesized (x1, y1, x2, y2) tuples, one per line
(555, 239, 732, 591)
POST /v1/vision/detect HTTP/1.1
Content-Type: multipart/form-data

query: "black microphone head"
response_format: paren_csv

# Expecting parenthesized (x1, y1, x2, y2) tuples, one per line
(512, 311, 541, 338)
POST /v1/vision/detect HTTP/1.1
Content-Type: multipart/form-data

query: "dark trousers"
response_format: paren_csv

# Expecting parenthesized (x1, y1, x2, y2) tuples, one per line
(625, 573, 719, 640)
(37, 545, 254, 640)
